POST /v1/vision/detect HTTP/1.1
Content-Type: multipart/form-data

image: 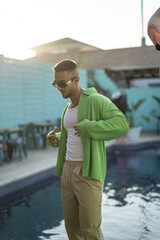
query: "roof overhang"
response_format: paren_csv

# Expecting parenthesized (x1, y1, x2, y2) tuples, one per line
(105, 65, 160, 80)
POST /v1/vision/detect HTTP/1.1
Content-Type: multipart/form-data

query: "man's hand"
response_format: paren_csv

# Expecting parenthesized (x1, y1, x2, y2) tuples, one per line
(73, 125, 80, 137)
(47, 127, 58, 146)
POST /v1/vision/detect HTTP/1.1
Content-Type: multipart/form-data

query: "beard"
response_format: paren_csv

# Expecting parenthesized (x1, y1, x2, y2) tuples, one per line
(60, 86, 75, 99)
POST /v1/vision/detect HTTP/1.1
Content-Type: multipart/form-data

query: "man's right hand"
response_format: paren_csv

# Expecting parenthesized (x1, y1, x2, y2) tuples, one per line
(47, 127, 59, 146)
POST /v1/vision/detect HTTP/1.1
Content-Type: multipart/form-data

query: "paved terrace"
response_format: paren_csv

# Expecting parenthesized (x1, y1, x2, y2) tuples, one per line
(0, 131, 159, 208)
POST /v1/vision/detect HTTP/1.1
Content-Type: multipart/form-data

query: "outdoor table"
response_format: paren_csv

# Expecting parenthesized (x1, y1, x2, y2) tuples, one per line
(34, 122, 54, 133)
(0, 128, 23, 139)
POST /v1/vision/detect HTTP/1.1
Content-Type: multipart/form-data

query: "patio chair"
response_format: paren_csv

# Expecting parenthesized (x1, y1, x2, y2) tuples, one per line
(42, 120, 54, 148)
(0, 129, 10, 165)
(10, 127, 27, 160)
(26, 123, 42, 149)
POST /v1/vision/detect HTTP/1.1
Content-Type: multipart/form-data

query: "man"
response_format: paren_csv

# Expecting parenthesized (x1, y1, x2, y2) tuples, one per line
(148, 7, 160, 51)
(47, 59, 129, 240)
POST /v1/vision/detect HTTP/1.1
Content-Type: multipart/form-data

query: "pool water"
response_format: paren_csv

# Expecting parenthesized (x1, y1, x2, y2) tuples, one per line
(0, 149, 160, 240)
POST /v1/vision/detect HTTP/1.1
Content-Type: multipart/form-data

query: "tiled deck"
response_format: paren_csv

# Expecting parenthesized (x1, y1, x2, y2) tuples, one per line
(0, 131, 159, 207)
(0, 147, 58, 188)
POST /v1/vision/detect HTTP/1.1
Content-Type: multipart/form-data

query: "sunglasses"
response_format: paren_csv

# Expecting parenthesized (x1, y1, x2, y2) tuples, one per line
(51, 76, 77, 88)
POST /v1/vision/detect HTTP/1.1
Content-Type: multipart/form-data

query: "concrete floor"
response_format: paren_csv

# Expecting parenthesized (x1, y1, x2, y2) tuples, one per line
(0, 146, 58, 188)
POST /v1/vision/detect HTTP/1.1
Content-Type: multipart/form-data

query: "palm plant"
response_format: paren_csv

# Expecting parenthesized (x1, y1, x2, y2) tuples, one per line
(150, 96, 160, 117)
(127, 98, 150, 127)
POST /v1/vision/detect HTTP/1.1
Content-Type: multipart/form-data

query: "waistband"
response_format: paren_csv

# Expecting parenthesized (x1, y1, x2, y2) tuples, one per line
(65, 160, 83, 166)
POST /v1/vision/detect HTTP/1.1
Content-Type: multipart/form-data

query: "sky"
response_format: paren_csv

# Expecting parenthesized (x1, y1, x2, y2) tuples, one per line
(0, 0, 159, 60)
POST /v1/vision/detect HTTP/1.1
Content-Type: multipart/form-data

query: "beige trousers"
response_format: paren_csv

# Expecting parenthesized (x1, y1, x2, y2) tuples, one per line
(61, 160, 105, 240)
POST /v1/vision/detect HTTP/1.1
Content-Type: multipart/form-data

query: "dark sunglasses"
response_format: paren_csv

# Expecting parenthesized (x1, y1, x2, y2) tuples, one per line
(51, 76, 77, 88)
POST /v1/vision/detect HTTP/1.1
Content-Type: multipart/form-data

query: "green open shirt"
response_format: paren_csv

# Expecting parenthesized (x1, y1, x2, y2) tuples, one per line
(47, 88, 129, 184)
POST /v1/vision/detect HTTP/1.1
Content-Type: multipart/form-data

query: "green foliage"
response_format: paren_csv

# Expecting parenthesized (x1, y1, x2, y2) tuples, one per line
(150, 109, 157, 117)
(151, 96, 160, 117)
(127, 98, 149, 127)
(152, 96, 160, 105)
(127, 99, 146, 112)
(132, 99, 146, 111)
(141, 115, 150, 123)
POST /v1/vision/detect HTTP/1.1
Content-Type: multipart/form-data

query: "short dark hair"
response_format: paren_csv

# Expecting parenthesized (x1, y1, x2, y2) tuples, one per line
(52, 59, 77, 72)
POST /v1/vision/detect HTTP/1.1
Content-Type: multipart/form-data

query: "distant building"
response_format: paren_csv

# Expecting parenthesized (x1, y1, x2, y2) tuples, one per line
(28, 38, 160, 88)
(30, 38, 101, 55)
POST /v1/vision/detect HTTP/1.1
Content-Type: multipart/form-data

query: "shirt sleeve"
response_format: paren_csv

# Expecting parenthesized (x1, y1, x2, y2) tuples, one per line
(77, 96, 129, 141)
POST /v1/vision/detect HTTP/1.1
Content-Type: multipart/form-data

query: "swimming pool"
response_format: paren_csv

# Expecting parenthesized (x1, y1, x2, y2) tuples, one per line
(0, 149, 160, 240)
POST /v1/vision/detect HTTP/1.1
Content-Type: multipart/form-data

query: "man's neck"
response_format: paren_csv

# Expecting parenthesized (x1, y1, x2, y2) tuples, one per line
(70, 87, 84, 105)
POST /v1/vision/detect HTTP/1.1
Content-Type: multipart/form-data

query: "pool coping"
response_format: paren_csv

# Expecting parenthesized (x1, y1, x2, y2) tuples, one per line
(0, 167, 59, 209)
(106, 141, 160, 153)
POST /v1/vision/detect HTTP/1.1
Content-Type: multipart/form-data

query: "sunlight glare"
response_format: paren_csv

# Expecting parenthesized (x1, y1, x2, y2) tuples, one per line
(0, 0, 159, 60)
(1, 48, 36, 60)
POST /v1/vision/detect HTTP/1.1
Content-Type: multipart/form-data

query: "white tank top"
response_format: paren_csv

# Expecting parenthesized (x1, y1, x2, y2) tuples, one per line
(63, 105, 83, 161)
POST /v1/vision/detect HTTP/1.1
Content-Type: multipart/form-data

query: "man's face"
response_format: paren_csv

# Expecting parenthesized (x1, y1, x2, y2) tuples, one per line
(54, 71, 76, 99)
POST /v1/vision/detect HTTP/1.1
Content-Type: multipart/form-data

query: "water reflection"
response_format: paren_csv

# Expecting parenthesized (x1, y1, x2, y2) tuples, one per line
(104, 150, 160, 206)
(0, 150, 160, 240)
(0, 181, 63, 240)
(101, 150, 160, 240)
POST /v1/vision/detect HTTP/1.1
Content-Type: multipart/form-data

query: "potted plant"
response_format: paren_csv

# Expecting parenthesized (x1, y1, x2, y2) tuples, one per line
(126, 98, 150, 142)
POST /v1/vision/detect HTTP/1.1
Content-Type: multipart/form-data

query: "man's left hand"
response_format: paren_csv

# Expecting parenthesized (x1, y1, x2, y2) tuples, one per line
(73, 125, 80, 137)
